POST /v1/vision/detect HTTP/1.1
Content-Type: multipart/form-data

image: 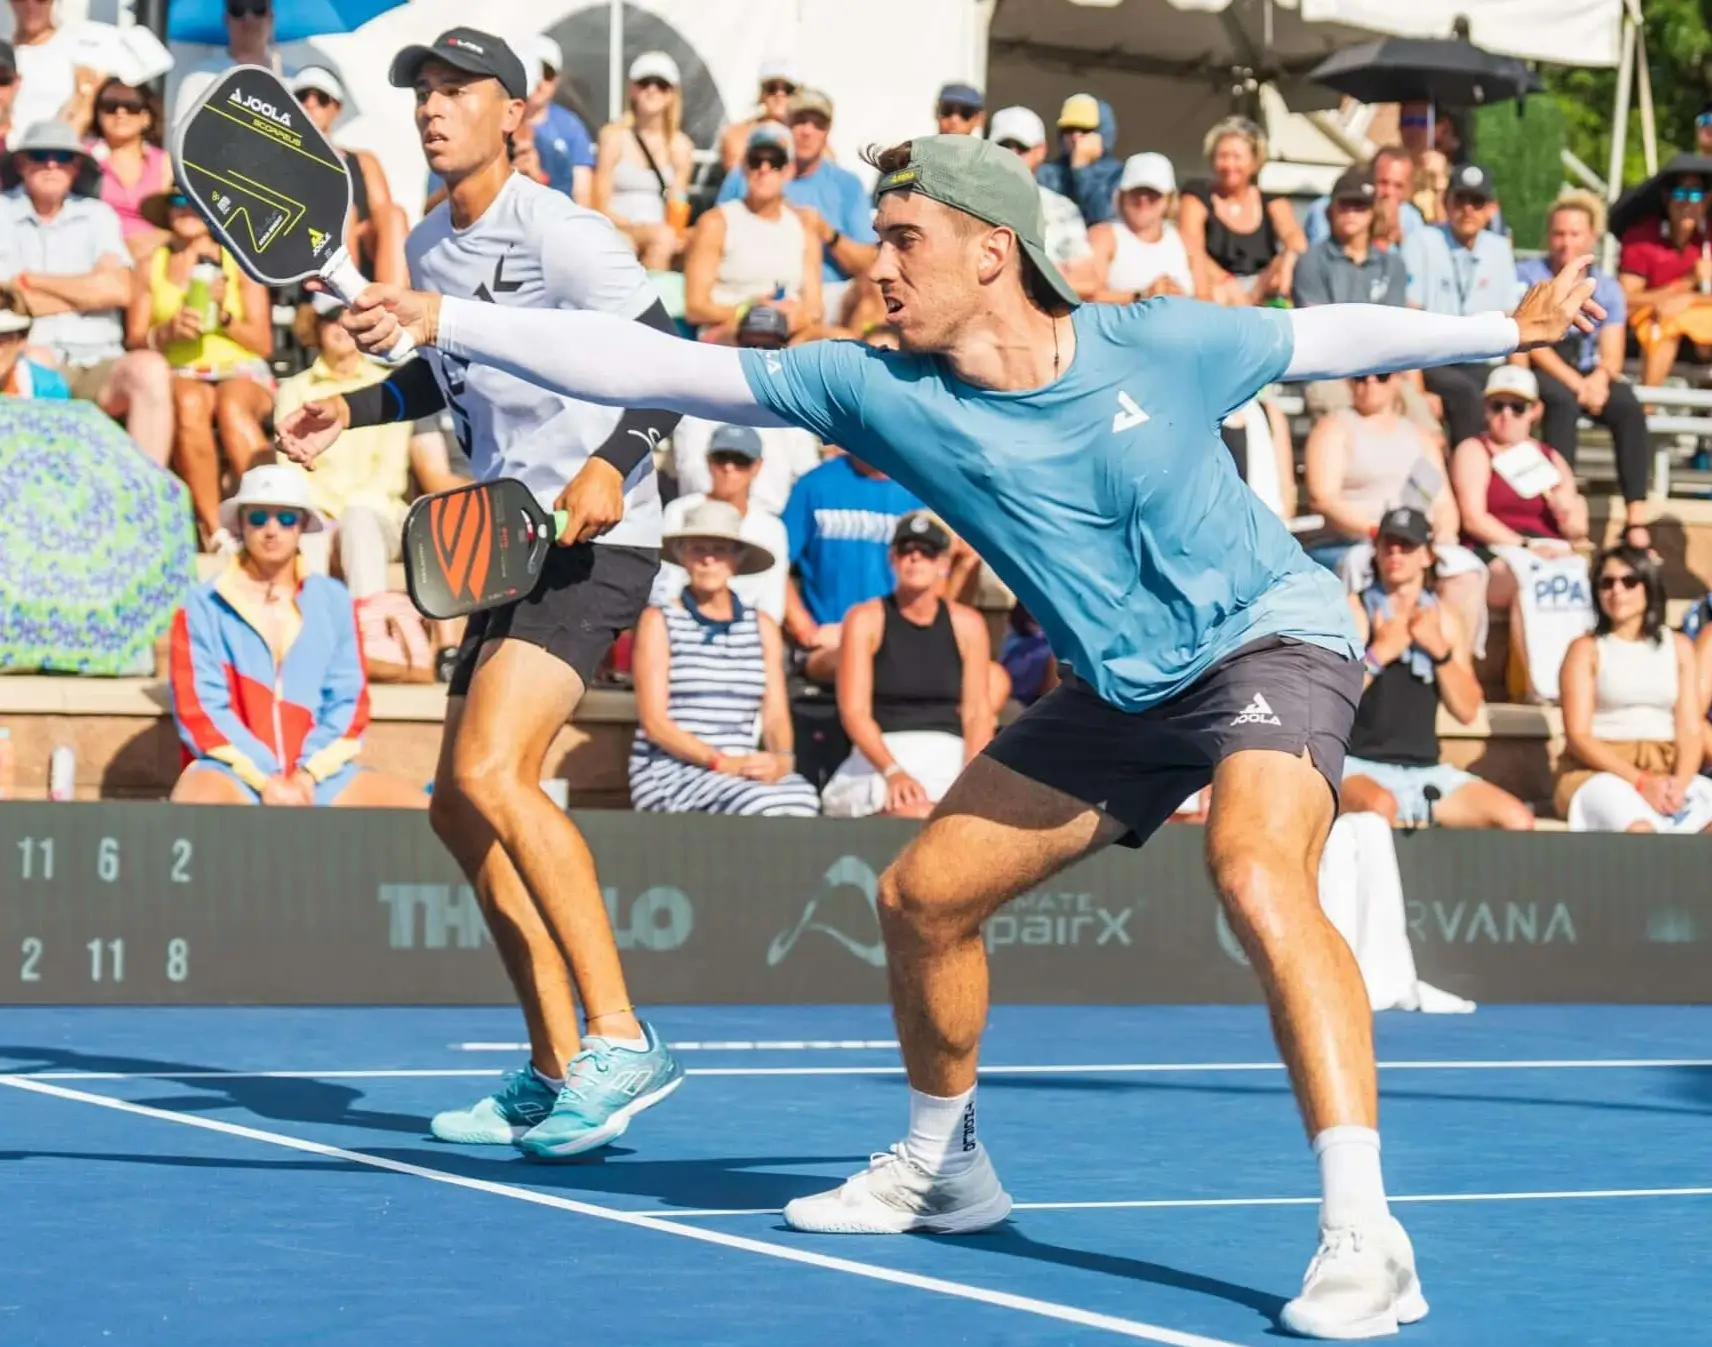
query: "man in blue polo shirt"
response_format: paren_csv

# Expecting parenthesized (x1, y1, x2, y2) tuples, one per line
(1402, 162, 1522, 446)
(781, 452, 921, 681)
(717, 88, 878, 323)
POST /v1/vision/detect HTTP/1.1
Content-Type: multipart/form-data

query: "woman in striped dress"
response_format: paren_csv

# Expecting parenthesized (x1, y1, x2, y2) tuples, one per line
(629, 500, 822, 816)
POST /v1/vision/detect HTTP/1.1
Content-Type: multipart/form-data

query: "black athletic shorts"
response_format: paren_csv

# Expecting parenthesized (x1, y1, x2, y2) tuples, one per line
(984, 635, 1363, 848)
(446, 541, 659, 695)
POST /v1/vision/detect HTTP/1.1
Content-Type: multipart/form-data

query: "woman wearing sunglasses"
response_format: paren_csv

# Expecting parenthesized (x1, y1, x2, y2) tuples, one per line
(1554, 544, 1712, 832)
(717, 58, 797, 173)
(127, 186, 274, 548)
(87, 77, 170, 263)
(169, 464, 426, 810)
(1618, 170, 1712, 389)
(593, 50, 693, 271)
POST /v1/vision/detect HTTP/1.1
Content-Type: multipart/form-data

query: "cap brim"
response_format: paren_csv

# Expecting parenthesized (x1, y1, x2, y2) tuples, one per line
(1020, 237, 1082, 310)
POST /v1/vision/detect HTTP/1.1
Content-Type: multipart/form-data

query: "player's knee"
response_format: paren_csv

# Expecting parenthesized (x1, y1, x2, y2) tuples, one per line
(427, 782, 468, 845)
(1208, 846, 1303, 947)
(877, 853, 977, 947)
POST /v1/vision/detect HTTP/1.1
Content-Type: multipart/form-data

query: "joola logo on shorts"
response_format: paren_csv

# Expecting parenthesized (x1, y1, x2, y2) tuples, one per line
(1230, 693, 1281, 726)
(229, 87, 292, 128)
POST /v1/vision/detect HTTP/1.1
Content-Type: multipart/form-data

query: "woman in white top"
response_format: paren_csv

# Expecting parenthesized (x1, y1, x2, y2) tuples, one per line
(683, 122, 821, 345)
(593, 51, 693, 271)
(9, 0, 95, 137)
(1089, 153, 1194, 303)
(1556, 545, 1712, 832)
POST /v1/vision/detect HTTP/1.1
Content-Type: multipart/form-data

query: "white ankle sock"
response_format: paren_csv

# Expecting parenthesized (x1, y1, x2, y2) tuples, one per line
(531, 1064, 564, 1090)
(1313, 1125, 1389, 1228)
(585, 1030, 649, 1052)
(904, 1085, 979, 1174)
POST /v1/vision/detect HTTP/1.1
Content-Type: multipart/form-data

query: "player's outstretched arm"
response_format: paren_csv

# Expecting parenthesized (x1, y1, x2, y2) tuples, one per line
(344, 286, 792, 428)
(1284, 253, 1603, 382)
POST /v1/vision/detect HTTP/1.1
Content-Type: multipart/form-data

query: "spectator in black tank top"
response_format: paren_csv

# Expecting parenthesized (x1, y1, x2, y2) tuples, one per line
(1342, 507, 1534, 831)
(822, 512, 996, 818)
(1178, 117, 1306, 307)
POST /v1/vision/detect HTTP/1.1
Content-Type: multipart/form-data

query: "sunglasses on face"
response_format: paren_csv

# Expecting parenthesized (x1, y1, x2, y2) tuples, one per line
(1450, 194, 1490, 210)
(1487, 398, 1531, 416)
(895, 542, 942, 560)
(24, 151, 76, 167)
(1672, 186, 1706, 204)
(1597, 572, 1642, 593)
(634, 76, 672, 93)
(707, 452, 755, 470)
(1399, 113, 1430, 128)
(98, 96, 147, 115)
(299, 88, 338, 108)
(746, 152, 787, 173)
(246, 508, 301, 529)
(938, 102, 980, 121)
(761, 80, 796, 97)
(1355, 372, 1393, 385)
(227, 0, 270, 17)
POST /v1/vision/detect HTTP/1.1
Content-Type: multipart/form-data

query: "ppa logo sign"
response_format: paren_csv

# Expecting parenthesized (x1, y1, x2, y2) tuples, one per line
(1531, 570, 1591, 611)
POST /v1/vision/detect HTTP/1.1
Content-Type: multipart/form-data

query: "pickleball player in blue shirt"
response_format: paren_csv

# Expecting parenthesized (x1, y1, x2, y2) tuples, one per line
(323, 135, 1602, 1342)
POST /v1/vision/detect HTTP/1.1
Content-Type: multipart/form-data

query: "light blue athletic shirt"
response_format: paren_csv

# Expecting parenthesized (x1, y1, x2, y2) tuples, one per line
(739, 298, 1358, 712)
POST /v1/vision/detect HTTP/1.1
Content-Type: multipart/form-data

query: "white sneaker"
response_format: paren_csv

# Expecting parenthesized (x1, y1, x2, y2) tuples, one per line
(782, 1143, 1013, 1234)
(1280, 1216, 1428, 1340)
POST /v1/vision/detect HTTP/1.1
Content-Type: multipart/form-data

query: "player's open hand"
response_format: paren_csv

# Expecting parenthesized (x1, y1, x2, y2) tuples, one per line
(554, 458, 626, 546)
(344, 284, 439, 354)
(1513, 254, 1605, 349)
(275, 397, 349, 467)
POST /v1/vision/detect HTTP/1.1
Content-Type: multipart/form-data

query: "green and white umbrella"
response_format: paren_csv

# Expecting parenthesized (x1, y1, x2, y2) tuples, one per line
(0, 401, 197, 675)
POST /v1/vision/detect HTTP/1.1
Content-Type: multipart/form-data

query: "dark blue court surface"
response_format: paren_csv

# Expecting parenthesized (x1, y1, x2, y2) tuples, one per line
(4, 1005, 1710, 1346)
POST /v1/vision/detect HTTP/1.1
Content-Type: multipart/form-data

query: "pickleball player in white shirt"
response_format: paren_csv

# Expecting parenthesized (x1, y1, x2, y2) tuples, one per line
(276, 26, 689, 1161)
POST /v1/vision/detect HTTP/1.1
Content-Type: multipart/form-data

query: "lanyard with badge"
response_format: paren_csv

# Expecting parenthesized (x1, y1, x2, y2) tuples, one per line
(1449, 243, 1479, 315)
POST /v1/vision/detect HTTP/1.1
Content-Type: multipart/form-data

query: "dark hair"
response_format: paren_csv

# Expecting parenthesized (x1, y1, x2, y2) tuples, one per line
(862, 139, 1067, 316)
(93, 77, 164, 148)
(1591, 543, 1666, 642)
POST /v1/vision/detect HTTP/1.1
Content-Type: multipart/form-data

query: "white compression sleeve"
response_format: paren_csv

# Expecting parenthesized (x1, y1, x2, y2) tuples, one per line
(434, 297, 791, 427)
(1284, 305, 1520, 382)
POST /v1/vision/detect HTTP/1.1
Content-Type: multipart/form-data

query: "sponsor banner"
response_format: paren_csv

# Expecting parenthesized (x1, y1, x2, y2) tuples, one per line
(0, 804, 1706, 1004)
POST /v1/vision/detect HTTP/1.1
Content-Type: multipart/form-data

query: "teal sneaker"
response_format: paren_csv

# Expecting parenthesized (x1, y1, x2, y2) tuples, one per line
(430, 1066, 559, 1144)
(515, 1023, 684, 1159)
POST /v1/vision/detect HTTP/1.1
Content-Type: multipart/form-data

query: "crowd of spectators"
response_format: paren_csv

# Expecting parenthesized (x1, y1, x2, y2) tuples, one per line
(3, 0, 1712, 832)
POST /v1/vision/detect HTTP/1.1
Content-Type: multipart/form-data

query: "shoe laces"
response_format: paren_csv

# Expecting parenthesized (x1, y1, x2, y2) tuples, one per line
(560, 1047, 613, 1101)
(1305, 1226, 1365, 1282)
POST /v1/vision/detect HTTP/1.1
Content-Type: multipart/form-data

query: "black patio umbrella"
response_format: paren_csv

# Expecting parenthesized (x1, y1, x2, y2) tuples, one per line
(1309, 37, 1541, 108)
(1608, 152, 1712, 242)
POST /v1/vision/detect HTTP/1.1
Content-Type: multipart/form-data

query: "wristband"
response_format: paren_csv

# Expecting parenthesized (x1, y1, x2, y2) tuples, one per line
(1361, 649, 1384, 679)
(882, 763, 903, 779)
(1430, 649, 1452, 667)
(709, 754, 724, 772)
(826, 229, 841, 251)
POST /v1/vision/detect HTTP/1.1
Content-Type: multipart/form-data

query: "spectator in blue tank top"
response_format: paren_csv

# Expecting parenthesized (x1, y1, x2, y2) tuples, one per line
(781, 452, 922, 681)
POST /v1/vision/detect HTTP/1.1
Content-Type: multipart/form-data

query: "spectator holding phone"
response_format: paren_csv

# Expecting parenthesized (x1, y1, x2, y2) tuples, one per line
(1555, 545, 1712, 832)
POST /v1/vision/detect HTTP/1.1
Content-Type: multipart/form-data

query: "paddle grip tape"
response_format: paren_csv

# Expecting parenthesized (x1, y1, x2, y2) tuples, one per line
(323, 251, 415, 365)
(590, 300, 684, 477)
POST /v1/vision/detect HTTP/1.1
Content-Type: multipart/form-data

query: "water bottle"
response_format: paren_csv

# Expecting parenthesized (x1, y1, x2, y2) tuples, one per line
(186, 261, 222, 330)
(48, 744, 75, 801)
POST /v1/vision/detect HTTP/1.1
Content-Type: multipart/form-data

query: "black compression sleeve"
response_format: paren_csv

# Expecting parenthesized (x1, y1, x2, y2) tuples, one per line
(342, 358, 447, 428)
(590, 299, 685, 476)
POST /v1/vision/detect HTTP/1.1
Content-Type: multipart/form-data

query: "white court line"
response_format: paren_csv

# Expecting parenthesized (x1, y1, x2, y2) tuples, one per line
(0, 1075, 1239, 1347)
(657, 1187, 1712, 1219)
(23, 1056, 1712, 1082)
(456, 1040, 900, 1052)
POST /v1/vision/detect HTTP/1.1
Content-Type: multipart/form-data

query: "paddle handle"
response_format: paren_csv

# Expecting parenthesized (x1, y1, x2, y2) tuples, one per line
(552, 509, 569, 541)
(322, 251, 416, 366)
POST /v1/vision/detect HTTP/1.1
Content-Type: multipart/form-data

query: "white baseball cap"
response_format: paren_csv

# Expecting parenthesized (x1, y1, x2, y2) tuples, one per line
(289, 65, 347, 105)
(1118, 152, 1176, 194)
(988, 106, 1045, 151)
(628, 50, 680, 87)
(757, 55, 798, 86)
(219, 465, 325, 535)
(1484, 365, 1539, 403)
(0, 307, 31, 335)
(524, 33, 563, 76)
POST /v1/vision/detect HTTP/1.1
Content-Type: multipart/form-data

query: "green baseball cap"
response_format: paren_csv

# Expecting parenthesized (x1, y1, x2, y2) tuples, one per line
(873, 134, 1080, 310)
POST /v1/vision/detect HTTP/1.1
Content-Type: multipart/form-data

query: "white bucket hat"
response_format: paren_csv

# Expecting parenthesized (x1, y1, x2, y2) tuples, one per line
(218, 464, 325, 535)
(661, 499, 773, 575)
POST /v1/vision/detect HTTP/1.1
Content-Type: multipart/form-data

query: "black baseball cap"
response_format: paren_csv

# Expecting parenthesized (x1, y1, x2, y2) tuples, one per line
(736, 303, 791, 346)
(1330, 165, 1375, 205)
(1447, 162, 1496, 201)
(389, 28, 528, 101)
(1377, 506, 1432, 547)
(893, 512, 952, 554)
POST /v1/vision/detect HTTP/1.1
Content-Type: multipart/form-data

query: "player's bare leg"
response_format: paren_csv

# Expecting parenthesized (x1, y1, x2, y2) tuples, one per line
(1207, 748, 1426, 1339)
(785, 757, 1122, 1234)
(445, 637, 680, 1158)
